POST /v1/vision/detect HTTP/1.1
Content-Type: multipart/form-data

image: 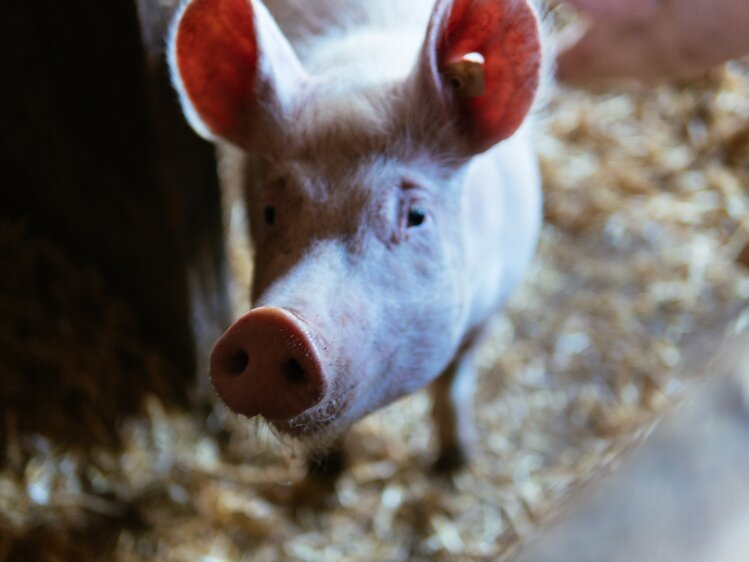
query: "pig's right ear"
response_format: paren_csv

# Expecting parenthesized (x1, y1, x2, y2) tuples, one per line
(411, 0, 542, 155)
(168, 0, 306, 148)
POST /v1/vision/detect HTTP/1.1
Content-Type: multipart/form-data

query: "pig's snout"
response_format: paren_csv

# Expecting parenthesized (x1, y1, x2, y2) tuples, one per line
(210, 307, 327, 421)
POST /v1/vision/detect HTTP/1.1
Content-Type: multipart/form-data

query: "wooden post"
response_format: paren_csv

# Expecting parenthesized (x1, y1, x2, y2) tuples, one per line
(0, 0, 230, 384)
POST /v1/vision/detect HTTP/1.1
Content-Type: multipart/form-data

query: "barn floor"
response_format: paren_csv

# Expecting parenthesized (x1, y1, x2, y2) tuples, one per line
(2, 64, 749, 560)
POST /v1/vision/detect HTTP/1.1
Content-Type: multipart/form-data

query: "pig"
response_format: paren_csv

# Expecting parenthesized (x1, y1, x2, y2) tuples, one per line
(168, 0, 545, 474)
(557, 0, 749, 83)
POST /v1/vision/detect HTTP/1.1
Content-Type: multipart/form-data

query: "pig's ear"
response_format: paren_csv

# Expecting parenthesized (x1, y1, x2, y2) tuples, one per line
(413, 0, 542, 155)
(168, 0, 306, 148)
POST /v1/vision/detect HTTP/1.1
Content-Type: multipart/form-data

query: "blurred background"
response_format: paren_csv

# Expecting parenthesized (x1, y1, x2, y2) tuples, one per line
(1, 1, 748, 560)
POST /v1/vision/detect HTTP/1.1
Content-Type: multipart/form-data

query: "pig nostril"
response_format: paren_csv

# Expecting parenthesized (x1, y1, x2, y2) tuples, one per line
(226, 348, 249, 376)
(282, 358, 308, 385)
(210, 308, 328, 421)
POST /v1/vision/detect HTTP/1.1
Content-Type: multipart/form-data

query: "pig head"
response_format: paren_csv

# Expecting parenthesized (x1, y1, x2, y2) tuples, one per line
(168, 0, 543, 444)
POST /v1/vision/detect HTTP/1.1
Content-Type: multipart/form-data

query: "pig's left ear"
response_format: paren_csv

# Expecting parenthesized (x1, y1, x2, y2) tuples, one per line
(413, 0, 542, 155)
(167, 0, 307, 148)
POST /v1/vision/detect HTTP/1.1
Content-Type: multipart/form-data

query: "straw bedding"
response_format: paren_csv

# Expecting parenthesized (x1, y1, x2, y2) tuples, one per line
(2, 62, 749, 561)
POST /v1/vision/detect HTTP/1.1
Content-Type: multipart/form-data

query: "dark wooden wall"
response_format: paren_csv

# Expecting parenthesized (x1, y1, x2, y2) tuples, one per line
(0, 0, 229, 387)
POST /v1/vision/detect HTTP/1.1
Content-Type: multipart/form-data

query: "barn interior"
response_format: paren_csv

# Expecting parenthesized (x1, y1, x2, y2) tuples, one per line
(2, 1, 749, 561)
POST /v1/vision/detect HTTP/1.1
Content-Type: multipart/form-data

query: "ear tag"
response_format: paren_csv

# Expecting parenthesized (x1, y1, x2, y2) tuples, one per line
(442, 52, 486, 97)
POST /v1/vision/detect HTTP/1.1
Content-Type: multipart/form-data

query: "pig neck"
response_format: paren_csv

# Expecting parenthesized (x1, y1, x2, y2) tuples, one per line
(263, 0, 434, 85)
(458, 125, 543, 333)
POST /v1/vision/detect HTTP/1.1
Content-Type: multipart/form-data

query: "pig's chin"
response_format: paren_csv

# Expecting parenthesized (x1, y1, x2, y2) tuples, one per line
(266, 392, 355, 447)
(269, 412, 336, 438)
(268, 381, 401, 449)
(262, 359, 404, 446)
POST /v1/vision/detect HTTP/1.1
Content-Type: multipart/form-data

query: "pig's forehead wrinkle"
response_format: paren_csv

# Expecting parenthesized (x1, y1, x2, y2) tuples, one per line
(270, 81, 468, 168)
(271, 152, 461, 226)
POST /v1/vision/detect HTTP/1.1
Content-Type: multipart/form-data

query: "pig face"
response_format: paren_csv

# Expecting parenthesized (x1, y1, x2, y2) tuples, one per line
(240, 128, 470, 437)
(169, 0, 542, 443)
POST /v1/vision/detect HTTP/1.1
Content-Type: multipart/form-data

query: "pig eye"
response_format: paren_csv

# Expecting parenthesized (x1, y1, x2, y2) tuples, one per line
(264, 206, 276, 225)
(407, 206, 426, 228)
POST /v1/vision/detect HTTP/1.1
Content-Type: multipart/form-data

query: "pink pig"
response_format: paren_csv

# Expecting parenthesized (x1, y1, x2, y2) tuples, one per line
(168, 0, 544, 472)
